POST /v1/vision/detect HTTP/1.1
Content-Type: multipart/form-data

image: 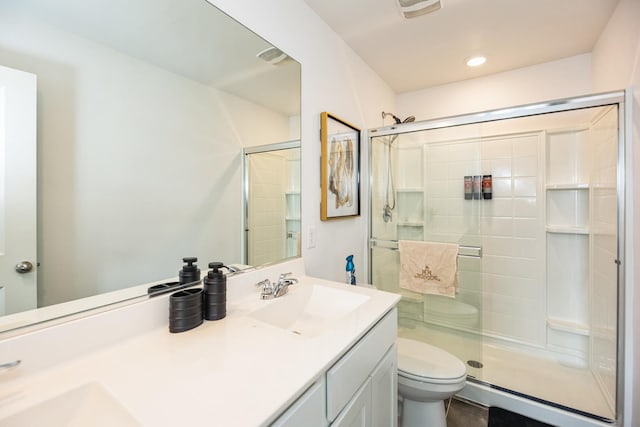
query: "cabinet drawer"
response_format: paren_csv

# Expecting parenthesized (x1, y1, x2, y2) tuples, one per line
(326, 308, 397, 421)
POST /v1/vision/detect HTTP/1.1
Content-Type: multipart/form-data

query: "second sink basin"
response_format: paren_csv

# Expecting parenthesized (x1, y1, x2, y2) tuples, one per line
(1, 382, 140, 427)
(249, 284, 370, 338)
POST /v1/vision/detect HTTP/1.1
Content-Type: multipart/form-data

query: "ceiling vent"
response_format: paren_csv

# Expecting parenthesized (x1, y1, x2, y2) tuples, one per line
(397, 0, 442, 19)
(256, 47, 288, 65)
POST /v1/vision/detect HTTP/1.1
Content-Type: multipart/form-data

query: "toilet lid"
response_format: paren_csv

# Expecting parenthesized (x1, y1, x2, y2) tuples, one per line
(397, 337, 466, 381)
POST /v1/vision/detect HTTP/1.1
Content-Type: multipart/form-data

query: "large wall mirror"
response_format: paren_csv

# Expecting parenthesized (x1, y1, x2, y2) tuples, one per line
(0, 0, 301, 333)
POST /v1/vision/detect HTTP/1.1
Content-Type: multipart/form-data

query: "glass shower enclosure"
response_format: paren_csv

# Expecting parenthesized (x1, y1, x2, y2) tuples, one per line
(369, 92, 625, 423)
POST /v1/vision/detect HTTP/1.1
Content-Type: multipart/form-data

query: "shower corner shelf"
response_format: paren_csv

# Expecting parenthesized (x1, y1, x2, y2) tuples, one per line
(545, 183, 590, 190)
(397, 221, 424, 227)
(547, 317, 590, 336)
(396, 187, 423, 193)
(545, 226, 589, 235)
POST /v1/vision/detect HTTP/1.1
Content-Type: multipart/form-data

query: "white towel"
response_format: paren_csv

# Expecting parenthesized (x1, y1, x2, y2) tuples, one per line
(398, 240, 459, 298)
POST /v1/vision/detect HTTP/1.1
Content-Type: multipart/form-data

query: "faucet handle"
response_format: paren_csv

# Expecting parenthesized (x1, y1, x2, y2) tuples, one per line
(257, 279, 275, 300)
(255, 278, 270, 287)
(278, 272, 292, 281)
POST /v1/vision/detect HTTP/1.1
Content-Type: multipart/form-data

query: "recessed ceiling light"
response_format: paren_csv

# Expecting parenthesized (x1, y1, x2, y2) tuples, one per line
(466, 56, 487, 67)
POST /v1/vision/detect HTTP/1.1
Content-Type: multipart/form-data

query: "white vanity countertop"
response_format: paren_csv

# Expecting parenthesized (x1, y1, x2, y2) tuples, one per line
(0, 259, 400, 426)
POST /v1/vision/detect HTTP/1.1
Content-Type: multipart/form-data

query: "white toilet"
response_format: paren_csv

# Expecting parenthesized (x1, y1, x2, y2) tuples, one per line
(397, 337, 467, 427)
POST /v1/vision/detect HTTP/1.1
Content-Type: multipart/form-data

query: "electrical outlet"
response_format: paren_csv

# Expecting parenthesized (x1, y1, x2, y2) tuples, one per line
(307, 226, 316, 249)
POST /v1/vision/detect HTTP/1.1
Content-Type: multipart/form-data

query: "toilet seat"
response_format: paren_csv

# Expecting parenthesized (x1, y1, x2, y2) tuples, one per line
(397, 337, 466, 384)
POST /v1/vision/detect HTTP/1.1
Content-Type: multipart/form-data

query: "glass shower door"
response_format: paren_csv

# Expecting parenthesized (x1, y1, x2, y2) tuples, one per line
(369, 101, 621, 422)
(370, 126, 486, 385)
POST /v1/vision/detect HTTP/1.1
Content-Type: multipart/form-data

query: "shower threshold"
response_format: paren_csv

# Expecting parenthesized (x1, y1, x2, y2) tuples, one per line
(464, 377, 615, 425)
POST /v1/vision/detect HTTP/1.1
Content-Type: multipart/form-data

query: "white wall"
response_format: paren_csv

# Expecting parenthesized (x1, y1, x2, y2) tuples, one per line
(397, 54, 592, 121)
(591, 1, 640, 425)
(209, 0, 397, 283)
(0, 12, 292, 306)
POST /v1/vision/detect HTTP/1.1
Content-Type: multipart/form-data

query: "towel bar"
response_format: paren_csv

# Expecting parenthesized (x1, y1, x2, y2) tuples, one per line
(369, 239, 482, 258)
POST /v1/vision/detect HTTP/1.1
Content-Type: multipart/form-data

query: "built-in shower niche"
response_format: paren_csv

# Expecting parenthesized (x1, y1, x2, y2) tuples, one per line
(396, 189, 424, 240)
(545, 129, 592, 368)
(396, 145, 424, 240)
(546, 188, 589, 232)
(546, 233, 590, 367)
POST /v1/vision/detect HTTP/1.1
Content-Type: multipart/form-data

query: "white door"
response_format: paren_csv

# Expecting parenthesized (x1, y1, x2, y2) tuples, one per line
(0, 64, 37, 315)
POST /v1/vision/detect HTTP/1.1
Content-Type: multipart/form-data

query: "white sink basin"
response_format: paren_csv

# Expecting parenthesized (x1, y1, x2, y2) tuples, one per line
(1, 382, 140, 427)
(249, 284, 370, 338)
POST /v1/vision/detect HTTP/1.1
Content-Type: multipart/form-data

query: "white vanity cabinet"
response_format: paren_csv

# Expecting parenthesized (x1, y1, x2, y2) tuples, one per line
(272, 378, 328, 427)
(331, 345, 397, 427)
(271, 308, 398, 427)
(370, 345, 397, 427)
(327, 308, 397, 425)
(331, 377, 373, 426)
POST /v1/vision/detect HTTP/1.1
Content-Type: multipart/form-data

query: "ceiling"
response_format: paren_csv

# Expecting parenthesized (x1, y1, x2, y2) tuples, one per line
(303, 0, 620, 93)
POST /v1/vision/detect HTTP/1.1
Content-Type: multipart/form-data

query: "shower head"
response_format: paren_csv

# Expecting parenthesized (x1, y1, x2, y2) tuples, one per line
(382, 111, 415, 124)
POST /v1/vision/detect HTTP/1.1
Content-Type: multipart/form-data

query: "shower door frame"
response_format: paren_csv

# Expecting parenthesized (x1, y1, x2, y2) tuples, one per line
(367, 90, 628, 425)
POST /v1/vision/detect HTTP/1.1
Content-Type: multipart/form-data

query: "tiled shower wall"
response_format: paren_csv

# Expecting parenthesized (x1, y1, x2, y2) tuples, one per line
(420, 133, 545, 346)
(371, 107, 619, 363)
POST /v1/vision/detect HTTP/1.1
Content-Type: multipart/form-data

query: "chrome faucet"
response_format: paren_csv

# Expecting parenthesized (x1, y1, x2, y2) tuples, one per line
(258, 273, 298, 299)
(273, 272, 298, 297)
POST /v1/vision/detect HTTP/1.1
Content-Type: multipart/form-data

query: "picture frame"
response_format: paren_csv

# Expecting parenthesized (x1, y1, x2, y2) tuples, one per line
(320, 112, 361, 220)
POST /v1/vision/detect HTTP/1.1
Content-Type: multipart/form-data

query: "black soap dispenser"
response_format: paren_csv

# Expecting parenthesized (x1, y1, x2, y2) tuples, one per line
(203, 262, 227, 320)
(179, 257, 201, 285)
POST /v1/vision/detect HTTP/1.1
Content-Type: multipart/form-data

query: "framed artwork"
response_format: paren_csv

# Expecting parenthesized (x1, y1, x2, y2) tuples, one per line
(320, 112, 360, 220)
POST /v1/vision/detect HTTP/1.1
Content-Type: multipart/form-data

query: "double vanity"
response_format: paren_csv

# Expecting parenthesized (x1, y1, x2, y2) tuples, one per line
(0, 258, 400, 426)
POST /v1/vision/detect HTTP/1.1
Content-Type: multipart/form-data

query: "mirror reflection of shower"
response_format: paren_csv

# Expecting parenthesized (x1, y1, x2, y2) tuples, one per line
(244, 141, 301, 266)
(381, 111, 415, 222)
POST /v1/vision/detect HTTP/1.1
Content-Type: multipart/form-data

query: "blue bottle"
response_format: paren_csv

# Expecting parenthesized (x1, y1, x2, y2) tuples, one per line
(346, 255, 356, 286)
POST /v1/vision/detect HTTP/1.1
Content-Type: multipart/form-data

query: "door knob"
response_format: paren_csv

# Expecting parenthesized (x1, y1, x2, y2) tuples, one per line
(15, 261, 34, 273)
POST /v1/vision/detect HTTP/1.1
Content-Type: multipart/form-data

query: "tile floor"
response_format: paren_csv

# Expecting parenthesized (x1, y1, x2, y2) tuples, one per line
(447, 398, 488, 427)
(446, 398, 555, 427)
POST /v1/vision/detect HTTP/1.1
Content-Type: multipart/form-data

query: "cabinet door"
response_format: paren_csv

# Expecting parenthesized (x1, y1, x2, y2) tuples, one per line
(331, 378, 372, 427)
(370, 344, 397, 427)
(272, 379, 328, 427)
(326, 310, 397, 421)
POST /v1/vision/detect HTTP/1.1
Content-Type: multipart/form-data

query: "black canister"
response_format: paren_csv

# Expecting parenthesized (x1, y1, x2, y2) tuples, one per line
(169, 288, 204, 333)
(179, 257, 201, 285)
(203, 262, 226, 321)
